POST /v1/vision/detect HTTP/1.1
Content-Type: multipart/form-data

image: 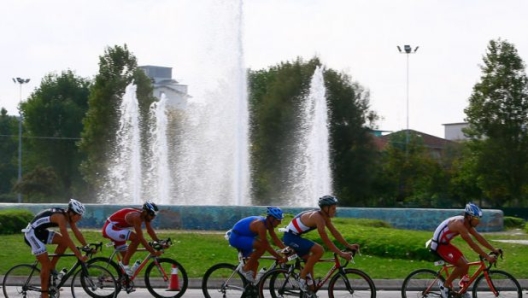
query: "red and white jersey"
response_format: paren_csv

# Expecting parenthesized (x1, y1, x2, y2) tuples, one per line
(431, 215, 463, 250)
(107, 208, 141, 228)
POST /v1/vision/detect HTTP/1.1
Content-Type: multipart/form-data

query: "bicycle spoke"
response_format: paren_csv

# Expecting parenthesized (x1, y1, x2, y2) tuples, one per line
(329, 269, 376, 298)
(202, 263, 246, 298)
(2, 264, 41, 298)
(473, 270, 522, 298)
(145, 258, 188, 298)
(401, 268, 443, 298)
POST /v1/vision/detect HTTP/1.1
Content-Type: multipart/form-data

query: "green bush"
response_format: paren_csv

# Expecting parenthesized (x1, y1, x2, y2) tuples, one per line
(503, 216, 525, 229)
(0, 210, 34, 234)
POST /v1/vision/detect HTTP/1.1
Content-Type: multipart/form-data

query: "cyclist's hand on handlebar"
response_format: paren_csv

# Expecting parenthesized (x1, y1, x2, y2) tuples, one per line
(79, 255, 89, 262)
(151, 250, 163, 257)
(485, 254, 497, 263)
(347, 244, 360, 255)
(339, 251, 353, 261)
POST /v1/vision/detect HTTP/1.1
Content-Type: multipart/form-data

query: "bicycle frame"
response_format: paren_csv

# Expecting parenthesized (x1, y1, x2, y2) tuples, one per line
(436, 259, 497, 296)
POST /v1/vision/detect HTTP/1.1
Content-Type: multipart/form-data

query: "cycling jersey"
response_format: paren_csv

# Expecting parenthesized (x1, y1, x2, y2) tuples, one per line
(102, 208, 141, 250)
(228, 216, 266, 257)
(106, 208, 141, 228)
(431, 215, 463, 250)
(285, 210, 318, 235)
(23, 208, 66, 255)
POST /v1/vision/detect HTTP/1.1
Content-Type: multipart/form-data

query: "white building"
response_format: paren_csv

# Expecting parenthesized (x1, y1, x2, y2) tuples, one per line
(139, 65, 189, 110)
(443, 122, 469, 141)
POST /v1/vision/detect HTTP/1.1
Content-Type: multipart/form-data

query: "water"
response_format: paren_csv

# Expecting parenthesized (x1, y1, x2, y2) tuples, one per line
(289, 66, 333, 206)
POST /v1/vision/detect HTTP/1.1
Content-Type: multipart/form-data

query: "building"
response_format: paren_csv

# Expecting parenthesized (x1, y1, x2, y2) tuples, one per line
(443, 122, 469, 141)
(139, 65, 189, 110)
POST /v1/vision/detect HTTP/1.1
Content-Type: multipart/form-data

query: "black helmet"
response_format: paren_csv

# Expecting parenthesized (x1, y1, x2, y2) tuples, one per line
(318, 195, 338, 208)
(143, 201, 159, 216)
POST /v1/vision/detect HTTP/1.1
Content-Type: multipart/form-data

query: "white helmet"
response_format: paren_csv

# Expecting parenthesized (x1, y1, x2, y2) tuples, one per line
(68, 199, 85, 215)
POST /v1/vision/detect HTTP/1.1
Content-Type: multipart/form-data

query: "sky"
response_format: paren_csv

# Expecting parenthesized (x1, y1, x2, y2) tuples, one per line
(1, 0, 528, 138)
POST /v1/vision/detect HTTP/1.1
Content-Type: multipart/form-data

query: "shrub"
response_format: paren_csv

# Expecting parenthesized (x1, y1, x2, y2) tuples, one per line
(503, 216, 525, 229)
(0, 210, 34, 234)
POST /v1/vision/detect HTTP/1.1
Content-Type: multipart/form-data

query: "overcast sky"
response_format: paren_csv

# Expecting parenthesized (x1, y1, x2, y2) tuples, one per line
(1, 0, 527, 138)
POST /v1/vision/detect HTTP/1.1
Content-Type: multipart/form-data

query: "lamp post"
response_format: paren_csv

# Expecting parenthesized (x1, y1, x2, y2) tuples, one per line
(12, 77, 30, 203)
(397, 45, 419, 157)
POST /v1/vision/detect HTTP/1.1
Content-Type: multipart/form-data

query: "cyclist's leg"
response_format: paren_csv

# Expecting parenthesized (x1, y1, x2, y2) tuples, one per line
(24, 228, 54, 298)
(123, 231, 140, 265)
(437, 244, 468, 287)
(283, 232, 320, 290)
(49, 232, 68, 269)
(103, 223, 131, 263)
(228, 233, 256, 276)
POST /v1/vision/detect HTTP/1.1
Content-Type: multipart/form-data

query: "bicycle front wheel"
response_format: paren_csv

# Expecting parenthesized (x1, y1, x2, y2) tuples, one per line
(259, 267, 300, 298)
(328, 268, 376, 298)
(202, 263, 247, 298)
(144, 258, 188, 298)
(473, 270, 522, 298)
(401, 268, 444, 298)
(2, 264, 41, 298)
(71, 264, 118, 298)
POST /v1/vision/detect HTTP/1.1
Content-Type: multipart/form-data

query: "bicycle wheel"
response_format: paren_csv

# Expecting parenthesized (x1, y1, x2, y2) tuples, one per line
(144, 257, 188, 298)
(2, 264, 41, 298)
(86, 257, 122, 295)
(202, 263, 248, 298)
(328, 268, 376, 298)
(259, 267, 300, 298)
(401, 268, 444, 298)
(71, 264, 118, 298)
(473, 270, 522, 298)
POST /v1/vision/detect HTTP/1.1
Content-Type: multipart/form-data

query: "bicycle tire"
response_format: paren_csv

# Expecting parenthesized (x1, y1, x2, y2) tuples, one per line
(258, 267, 300, 298)
(86, 257, 123, 295)
(70, 264, 118, 298)
(202, 263, 248, 298)
(2, 264, 41, 298)
(473, 269, 522, 298)
(328, 268, 376, 298)
(401, 268, 444, 298)
(144, 257, 188, 298)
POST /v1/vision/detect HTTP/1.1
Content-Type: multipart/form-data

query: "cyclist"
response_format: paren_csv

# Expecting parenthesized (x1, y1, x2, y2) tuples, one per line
(282, 195, 358, 292)
(22, 199, 89, 298)
(227, 206, 287, 282)
(429, 202, 500, 298)
(102, 201, 163, 276)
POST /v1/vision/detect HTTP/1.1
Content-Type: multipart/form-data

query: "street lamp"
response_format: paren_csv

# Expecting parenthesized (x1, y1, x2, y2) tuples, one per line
(397, 45, 419, 156)
(12, 77, 30, 203)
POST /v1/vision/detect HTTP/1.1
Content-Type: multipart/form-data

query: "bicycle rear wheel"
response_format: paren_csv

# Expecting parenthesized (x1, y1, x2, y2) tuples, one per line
(328, 268, 376, 298)
(2, 264, 41, 298)
(473, 270, 522, 298)
(401, 268, 444, 298)
(202, 263, 247, 298)
(259, 267, 300, 298)
(144, 257, 188, 298)
(71, 264, 118, 298)
(86, 257, 122, 295)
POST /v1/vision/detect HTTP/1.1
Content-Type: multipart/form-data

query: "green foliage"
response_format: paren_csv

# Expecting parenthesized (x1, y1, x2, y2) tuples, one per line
(503, 216, 525, 229)
(464, 38, 528, 207)
(0, 209, 33, 234)
(20, 70, 91, 199)
(0, 109, 18, 197)
(12, 166, 60, 202)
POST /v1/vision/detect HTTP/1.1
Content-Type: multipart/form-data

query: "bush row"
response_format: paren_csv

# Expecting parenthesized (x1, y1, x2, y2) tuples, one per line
(0, 210, 34, 235)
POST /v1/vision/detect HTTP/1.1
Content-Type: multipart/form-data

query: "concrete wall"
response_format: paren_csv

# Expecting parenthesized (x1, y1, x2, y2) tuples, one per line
(0, 203, 503, 232)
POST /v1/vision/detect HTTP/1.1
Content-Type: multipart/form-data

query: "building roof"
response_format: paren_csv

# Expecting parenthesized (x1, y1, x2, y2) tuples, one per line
(373, 129, 455, 151)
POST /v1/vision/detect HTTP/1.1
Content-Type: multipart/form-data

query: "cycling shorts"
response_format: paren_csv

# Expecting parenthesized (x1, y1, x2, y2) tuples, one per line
(102, 221, 131, 250)
(228, 231, 255, 257)
(24, 228, 55, 256)
(435, 243, 464, 264)
(282, 231, 315, 258)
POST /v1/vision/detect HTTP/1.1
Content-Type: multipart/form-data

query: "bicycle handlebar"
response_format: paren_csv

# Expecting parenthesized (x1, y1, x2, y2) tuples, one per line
(149, 238, 172, 251)
(78, 242, 103, 256)
(479, 249, 503, 269)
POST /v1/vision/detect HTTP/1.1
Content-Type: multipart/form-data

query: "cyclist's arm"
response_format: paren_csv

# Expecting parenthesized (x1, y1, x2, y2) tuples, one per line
(469, 228, 499, 253)
(458, 225, 490, 259)
(132, 216, 157, 254)
(54, 214, 84, 259)
(315, 216, 342, 255)
(268, 226, 286, 250)
(69, 220, 88, 247)
(145, 221, 160, 242)
(326, 220, 357, 251)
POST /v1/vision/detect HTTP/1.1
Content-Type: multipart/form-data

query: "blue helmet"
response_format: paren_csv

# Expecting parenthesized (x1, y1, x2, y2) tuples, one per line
(267, 207, 284, 220)
(465, 202, 482, 217)
(318, 195, 338, 208)
(143, 201, 159, 216)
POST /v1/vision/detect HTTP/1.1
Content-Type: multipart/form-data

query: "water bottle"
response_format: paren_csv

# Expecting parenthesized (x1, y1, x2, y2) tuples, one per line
(458, 274, 470, 289)
(132, 259, 141, 273)
(256, 267, 267, 281)
(57, 268, 68, 280)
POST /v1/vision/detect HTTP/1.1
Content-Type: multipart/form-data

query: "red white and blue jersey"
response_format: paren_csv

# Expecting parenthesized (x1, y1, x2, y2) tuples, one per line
(106, 208, 141, 228)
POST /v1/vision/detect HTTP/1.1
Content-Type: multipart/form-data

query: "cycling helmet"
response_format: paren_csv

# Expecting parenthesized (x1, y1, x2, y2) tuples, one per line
(68, 199, 85, 216)
(318, 195, 338, 208)
(465, 202, 482, 217)
(143, 201, 159, 216)
(267, 207, 284, 220)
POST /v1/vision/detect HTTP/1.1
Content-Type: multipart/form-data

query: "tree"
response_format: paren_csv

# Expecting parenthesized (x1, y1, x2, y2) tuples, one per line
(20, 70, 91, 200)
(464, 39, 528, 207)
(0, 108, 18, 201)
(12, 166, 60, 202)
(79, 45, 155, 200)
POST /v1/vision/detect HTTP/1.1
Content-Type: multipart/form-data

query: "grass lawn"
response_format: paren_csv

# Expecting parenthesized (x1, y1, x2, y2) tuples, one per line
(2, 218, 527, 280)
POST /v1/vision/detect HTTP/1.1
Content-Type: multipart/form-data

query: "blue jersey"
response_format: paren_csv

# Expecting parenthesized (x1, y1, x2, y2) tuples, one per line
(231, 216, 265, 236)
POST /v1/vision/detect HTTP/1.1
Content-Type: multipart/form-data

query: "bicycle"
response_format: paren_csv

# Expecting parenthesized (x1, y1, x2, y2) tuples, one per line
(202, 247, 298, 298)
(86, 238, 188, 298)
(2, 242, 118, 298)
(258, 248, 376, 298)
(401, 250, 522, 298)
